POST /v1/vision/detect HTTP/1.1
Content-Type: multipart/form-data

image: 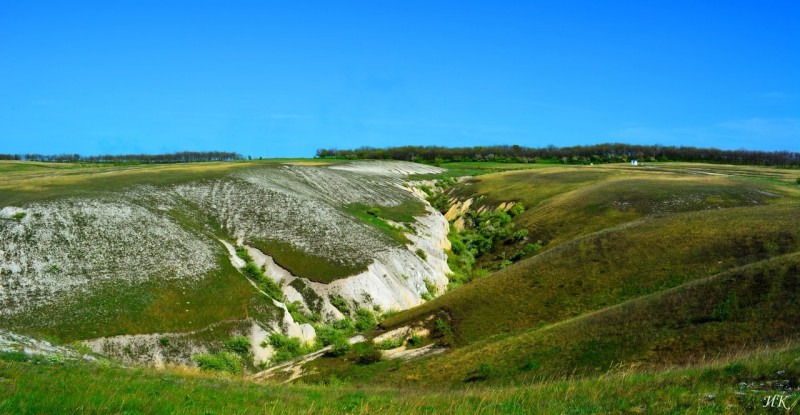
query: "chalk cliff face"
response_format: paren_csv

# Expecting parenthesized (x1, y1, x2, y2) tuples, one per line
(0, 161, 451, 366)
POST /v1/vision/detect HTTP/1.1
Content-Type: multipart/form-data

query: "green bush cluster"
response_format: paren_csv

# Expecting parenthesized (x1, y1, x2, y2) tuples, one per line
(234, 246, 253, 263)
(432, 317, 454, 346)
(287, 301, 321, 324)
(264, 333, 312, 364)
(226, 336, 251, 355)
(377, 337, 404, 350)
(446, 204, 539, 289)
(240, 260, 284, 302)
(329, 294, 351, 316)
(351, 342, 381, 365)
(354, 308, 377, 331)
(315, 319, 356, 357)
(407, 334, 423, 348)
(194, 352, 242, 375)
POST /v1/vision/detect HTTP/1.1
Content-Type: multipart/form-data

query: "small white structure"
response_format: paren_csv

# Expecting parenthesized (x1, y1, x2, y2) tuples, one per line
(631, 160, 638, 166)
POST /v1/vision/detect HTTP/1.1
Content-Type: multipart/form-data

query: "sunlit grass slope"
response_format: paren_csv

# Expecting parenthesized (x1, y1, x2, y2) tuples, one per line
(384, 203, 800, 346)
(393, 253, 800, 384)
(2, 342, 799, 414)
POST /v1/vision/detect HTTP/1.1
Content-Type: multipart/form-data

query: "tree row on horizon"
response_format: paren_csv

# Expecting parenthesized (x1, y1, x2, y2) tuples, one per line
(0, 151, 243, 164)
(316, 143, 800, 167)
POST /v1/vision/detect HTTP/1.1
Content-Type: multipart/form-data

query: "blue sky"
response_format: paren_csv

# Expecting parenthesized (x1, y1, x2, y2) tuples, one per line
(1, 1, 798, 157)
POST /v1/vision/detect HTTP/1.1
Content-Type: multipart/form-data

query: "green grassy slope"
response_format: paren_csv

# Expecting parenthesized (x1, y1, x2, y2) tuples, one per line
(301, 162, 800, 389)
(383, 203, 800, 346)
(2, 341, 799, 414)
(392, 253, 800, 384)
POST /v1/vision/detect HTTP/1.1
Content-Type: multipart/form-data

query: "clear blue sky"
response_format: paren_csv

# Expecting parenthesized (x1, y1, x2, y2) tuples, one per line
(1, 1, 798, 157)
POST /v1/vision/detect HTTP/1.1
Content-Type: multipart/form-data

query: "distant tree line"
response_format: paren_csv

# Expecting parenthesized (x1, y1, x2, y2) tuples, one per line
(0, 151, 243, 164)
(316, 143, 800, 167)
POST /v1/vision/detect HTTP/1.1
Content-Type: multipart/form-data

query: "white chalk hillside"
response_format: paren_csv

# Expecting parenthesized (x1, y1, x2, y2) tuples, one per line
(0, 161, 452, 366)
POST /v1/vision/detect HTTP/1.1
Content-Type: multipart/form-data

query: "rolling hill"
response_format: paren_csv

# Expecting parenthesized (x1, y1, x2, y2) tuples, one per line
(1, 159, 799, 414)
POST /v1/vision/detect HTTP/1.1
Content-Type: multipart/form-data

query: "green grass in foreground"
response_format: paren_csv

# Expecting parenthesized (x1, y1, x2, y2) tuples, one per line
(1, 343, 798, 414)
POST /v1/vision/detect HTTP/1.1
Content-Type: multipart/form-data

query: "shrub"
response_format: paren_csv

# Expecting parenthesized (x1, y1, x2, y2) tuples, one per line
(430, 194, 451, 213)
(0, 351, 30, 362)
(266, 333, 311, 364)
(328, 336, 350, 357)
(333, 318, 355, 332)
(407, 334, 423, 347)
(159, 337, 170, 347)
(415, 248, 428, 260)
(351, 342, 381, 365)
(418, 185, 434, 197)
(287, 301, 318, 324)
(433, 318, 452, 339)
(241, 262, 284, 302)
(195, 352, 242, 374)
(421, 292, 433, 301)
(354, 308, 377, 331)
(227, 336, 251, 355)
(378, 337, 405, 350)
(329, 294, 351, 316)
(465, 363, 494, 381)
(316, 323, 352, 351)
(424, 279, 438, 297)
(508, 228, 528, 243)
(380, 309, 400, 320)
(509, 202, 525, 217)
(521, 360, 540, 371)
(12, 212, 26, 222)
(235, 246, 253, 263)
(511, 241, 542, 262)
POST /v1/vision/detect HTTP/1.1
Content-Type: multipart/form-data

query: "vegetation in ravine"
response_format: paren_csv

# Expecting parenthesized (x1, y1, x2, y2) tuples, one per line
(235, 246, 284, 302)
(445, 205, 541, 289)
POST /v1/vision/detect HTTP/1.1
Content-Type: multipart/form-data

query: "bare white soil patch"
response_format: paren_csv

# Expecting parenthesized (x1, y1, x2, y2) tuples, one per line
(0, 329, 95, 362)
(381, 343, 446, 361)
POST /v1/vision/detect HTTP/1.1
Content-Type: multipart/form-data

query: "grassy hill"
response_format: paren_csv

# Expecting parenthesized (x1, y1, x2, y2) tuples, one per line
(384, 253, 800, 385)
(2, 159, 799, 413)
(382, 203, 800, 346)
(0, 159, 447, 362)
(299, 162, 800, 391)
